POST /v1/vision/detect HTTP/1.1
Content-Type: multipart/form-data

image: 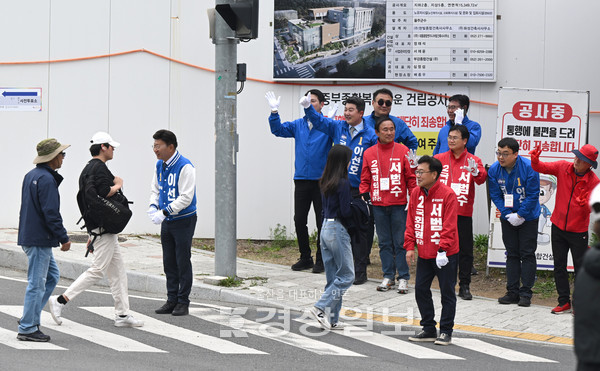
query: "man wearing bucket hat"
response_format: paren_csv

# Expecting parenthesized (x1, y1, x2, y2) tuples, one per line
(48, 132, 142, 328)
(17, 138, 71, 342)
(530, 143, 600, 314)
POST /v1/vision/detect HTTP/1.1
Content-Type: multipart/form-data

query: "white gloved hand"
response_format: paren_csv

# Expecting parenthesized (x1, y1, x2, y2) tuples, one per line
(325, 103, 339, 118)
(405, 149, 419, 168)
(461, 157, 479, 176)
(514, 214, 525, 226)
(506, 213, 522, 227)
(299, 92, 311, 109)
(454, 108, 464, 125)
(147, 205, 158, 220)
(265, 91, 280, 111)
(151, 210, 166, 225)
(436, 250, 449, 269)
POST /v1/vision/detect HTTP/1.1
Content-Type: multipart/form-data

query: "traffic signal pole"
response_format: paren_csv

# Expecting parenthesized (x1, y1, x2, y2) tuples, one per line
(213, 0, 238, 277)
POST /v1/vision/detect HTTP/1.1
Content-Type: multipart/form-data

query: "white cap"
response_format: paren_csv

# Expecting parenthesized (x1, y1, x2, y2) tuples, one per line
(591, 184, 600, 224)
(91, 131, 120, 148)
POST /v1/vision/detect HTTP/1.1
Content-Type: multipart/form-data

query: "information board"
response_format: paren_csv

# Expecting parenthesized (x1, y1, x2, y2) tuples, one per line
(273, 0, 496, 81)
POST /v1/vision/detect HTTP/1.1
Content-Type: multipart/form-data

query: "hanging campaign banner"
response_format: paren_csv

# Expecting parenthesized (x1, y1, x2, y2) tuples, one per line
(487, 87, 590, 271)
(297, 85, 468, 156)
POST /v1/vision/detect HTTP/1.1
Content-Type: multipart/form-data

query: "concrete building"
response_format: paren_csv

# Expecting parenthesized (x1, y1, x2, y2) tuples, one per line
(330, 7, 374, 43)
(288, 19, 321, 52)
(308, 7, 342, 20)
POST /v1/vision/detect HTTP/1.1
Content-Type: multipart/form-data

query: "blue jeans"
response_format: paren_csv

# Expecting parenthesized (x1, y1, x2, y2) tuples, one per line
(161, 214, 197, 305)
(373, 205, 409, 280)
(501, 218, 538, 298)
(415, 253, 458, 335)
(19, 246, 60, 334)
(315, 219, 355, 325)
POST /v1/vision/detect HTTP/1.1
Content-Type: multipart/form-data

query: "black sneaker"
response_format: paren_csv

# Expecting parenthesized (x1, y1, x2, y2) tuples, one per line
(155, 301, 177, 314)
(498, 292, 519, 304)
(17, 330, 50, 342)
(353, 273, 368, 285)
(291, 258, 313, 271)
(172, 303, 189, 316)
(518, 297, 531, 307)
(434, 333, 452, 345)
(459, 284, 473, 300)
(408, 330, 437, 342)
(312, 261, 324, 273)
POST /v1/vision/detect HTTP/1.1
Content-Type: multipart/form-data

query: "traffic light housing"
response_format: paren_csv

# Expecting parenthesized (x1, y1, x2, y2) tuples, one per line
(215, 0, 259, 40)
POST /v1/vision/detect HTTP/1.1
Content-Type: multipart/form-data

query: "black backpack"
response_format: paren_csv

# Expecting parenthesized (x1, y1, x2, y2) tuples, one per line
(76, 160, 132, 253)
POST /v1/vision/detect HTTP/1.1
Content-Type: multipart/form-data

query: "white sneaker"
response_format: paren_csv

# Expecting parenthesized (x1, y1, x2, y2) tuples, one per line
(376, 278, 395, 292)
(330, 321, 345, 330)
(114, 314, 144, 328)
(48, 295, 64, 325)
(308, 307, 331, 330)
(397, 279, 408, 294)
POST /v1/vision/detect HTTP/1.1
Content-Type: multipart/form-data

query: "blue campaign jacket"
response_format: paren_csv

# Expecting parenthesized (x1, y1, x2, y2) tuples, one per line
(363, 112, 418, 150)
(304, 105, 378, 188)
(488, 156, 541, 221)
(155, 152, 197, 221)
(433, 115, 482, 155)
(268, 112, 333, 180)
(18, 164, 69, 247)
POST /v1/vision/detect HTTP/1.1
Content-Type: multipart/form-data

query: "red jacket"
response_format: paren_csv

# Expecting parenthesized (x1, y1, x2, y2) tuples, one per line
(404, 181, 459, 259)
(434, 150, 487, 217)
(531, 158, 600, 233)
(359, 141, 416, 206)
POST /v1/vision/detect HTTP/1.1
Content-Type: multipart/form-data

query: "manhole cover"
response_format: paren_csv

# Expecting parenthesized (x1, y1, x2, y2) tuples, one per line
(68, 234, 127, 243)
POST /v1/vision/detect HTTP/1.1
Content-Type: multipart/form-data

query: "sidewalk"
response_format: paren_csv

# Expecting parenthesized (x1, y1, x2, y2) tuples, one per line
(0, 228, 573, 345)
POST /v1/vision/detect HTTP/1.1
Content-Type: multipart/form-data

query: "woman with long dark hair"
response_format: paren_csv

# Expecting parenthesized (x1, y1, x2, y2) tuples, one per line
(308, 144, 355, 329)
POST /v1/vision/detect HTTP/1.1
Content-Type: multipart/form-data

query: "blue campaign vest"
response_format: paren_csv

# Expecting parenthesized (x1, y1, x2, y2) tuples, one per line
(155, 152, 197, 221)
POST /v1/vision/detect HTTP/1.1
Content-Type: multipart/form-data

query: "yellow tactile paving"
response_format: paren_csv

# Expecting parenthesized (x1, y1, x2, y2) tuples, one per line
(340, 307, 573, 345)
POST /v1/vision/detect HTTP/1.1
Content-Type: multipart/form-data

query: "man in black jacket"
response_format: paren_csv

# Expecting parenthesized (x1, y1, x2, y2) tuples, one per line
(574, 184, 600, 370)
(48, 132, 143, 328)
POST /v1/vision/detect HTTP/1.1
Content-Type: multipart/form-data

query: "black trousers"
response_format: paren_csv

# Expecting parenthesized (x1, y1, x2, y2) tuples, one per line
(161, 214, 197, 304)
(351, 187, 374, 277)
(457, 215, 474, 286)
(501, 218, 538, 298)
(294, 180, 322, 263)
(415, 254, 459, 335)
(552, 224, 588, 306)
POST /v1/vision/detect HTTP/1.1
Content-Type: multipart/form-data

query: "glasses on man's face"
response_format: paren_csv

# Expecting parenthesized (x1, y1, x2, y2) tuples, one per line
(415, 170, 433, 176)
(377, 99, 392, 107)
(447, 105, 460, 111)
(152, 144, 163, 150)
(60, 152, 66, 158)
(495, 150, 513, 158)
(447, 135, 462, 142)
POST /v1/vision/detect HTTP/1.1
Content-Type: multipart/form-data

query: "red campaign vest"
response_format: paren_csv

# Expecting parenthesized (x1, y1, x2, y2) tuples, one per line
(359, 141, 416, 206)
(404, 181, 460, 259)
(434, 150, 487, 217)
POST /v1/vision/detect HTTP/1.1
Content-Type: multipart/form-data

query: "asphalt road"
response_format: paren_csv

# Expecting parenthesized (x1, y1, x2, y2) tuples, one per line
(0, 267, 576, 371)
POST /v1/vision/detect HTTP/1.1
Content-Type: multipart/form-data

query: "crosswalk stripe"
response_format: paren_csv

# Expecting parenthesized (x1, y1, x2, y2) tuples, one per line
(0, 305, 162, 352)
(82, 307, 267, 355)
(0, 327, 65, 350)
(295, 318, 463, 360)
(191, 308, 365, 357)
(452, 338, 558, 363)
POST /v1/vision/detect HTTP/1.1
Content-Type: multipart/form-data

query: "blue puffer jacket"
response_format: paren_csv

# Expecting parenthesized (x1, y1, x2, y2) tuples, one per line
(304, 105, 378, 188)
(433, 115, 482, 155)
(488, 156, 541, 221)
(269, 112, 333, 180)
(18, 164, 69, 247)
(363, 112, 418, 150)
